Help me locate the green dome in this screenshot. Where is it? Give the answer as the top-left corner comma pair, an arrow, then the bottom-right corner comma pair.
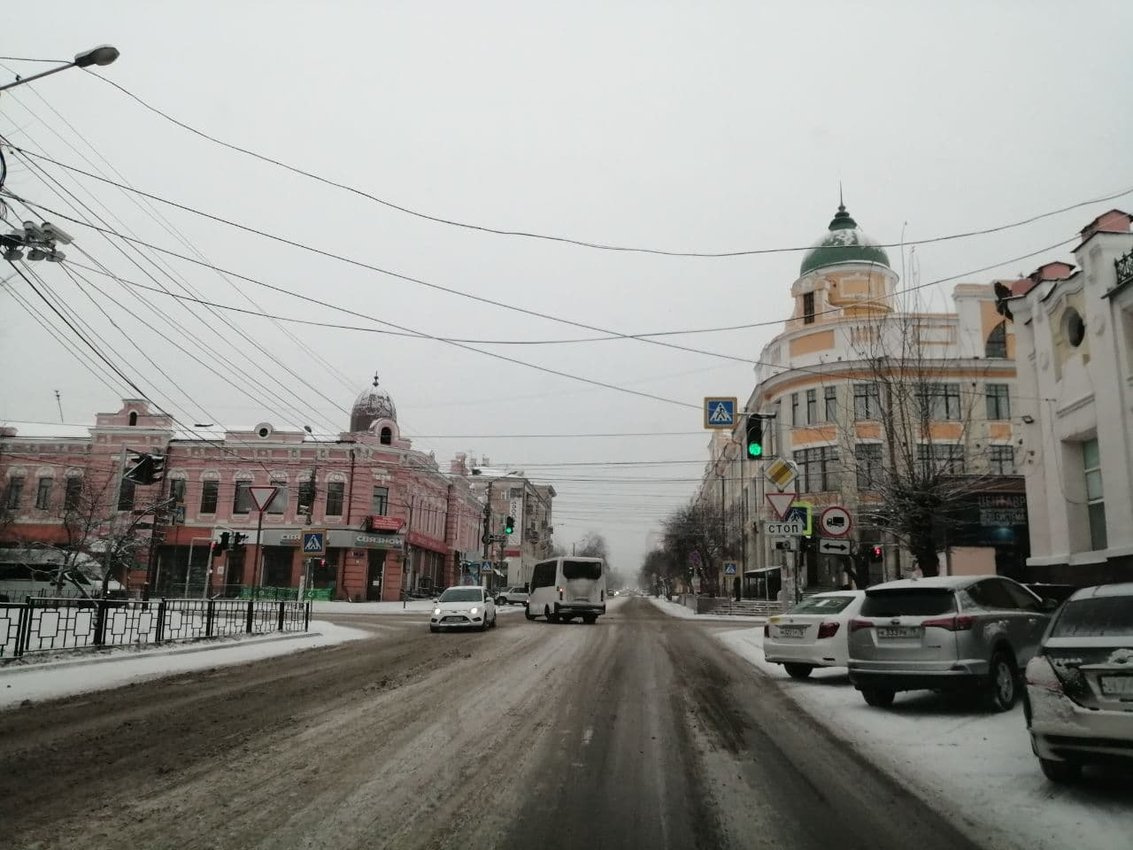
799,205 -> 890,275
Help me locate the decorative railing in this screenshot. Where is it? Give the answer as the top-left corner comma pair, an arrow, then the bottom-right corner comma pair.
1115,249 -> 1133,289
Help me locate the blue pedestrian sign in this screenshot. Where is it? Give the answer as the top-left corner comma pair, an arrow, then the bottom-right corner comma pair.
723,562 -> 738,576
704,397 -> 737,430
302,530 -> 326,556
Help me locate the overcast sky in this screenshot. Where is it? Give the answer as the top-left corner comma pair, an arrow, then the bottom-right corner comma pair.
2,1 -> 1131,576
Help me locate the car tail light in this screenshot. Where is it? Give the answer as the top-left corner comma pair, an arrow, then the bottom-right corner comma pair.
817,621 -> 840,639
849,618 -> 873,632
763,624 -> 770,637
920,615 -> 975,631
558,586 -> 564,601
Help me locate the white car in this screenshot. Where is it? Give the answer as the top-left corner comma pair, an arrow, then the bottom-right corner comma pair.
1023,582 -> 1133,783
429,586 -> 497,633
495,585 -> 529,606
764,590 -> 866,679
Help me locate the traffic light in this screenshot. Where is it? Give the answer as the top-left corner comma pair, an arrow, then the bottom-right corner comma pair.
745,416 -> 765,458
213,531 -> 230,556
869,545 -> 883,563
123,452 -> 167,485
504,516 -> 515,535
232,532 -> 248,551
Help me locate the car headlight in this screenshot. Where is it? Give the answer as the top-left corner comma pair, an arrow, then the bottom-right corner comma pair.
470,606 -> 479,615
433,607 -> 441,617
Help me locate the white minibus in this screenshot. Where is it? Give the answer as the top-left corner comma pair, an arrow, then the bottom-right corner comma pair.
524,556 -> 606,624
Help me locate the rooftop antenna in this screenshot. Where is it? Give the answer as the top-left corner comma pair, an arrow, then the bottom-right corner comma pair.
54,389 -> 64,423
839,181 -> 844,209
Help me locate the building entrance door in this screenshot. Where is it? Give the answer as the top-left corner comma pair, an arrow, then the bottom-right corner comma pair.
367,550 -> 386,601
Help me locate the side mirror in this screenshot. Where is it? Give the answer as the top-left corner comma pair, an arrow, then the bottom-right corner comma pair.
431,598 -> 439,604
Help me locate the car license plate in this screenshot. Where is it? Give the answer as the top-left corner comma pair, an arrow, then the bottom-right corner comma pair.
778,625 -> 806,639
1099,675 -> 1133,697
442,616 -> 465,623
877,626 -> 918,639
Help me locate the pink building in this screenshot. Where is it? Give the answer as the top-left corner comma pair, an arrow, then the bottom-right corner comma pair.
1,378 -> 486,601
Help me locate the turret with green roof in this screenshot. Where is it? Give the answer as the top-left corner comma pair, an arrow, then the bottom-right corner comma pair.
799,203 -> 890,276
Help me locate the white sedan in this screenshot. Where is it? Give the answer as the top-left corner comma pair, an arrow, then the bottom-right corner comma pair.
429,586 -> 497,633
763,590 -> 866,679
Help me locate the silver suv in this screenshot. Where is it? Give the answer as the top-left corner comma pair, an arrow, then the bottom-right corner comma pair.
848,575 -> 1054,711
495,585 -> 529,606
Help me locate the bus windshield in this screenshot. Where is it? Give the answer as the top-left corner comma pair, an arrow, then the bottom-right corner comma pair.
563,560 -> 602,581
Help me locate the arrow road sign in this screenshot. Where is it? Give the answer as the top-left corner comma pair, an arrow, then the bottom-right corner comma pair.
704,397 -> 737,429
248,485 -> 278,512
818,539 -> 852,555
766,492 -> 797,520
302,530 -> 326,556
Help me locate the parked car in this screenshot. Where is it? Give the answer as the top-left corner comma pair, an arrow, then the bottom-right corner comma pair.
764,590 -> 866,679
429,586 -> 497,633
848,575 -> 1054,710
495,585 -> 529,606
1023,582 -> 1133,783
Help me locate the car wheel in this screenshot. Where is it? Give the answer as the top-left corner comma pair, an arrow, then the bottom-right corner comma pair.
480,619 -> 489,631
582,614 -> 597,625
545,606 -> 559,623
490,614 -> 497,629
784,663 -> 813,680
1039,757 -> 1081,783
861,687 -> 896,708
524,606 -> 535,621
429,625 -> 439,633
986,651 -> 1018,712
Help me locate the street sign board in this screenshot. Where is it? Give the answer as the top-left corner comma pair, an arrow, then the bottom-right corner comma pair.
784,502 -> 813,536
818,538 -> 853,556
723,562 -> 737,576
764,518 -> 807,537
764,457 -> 798,490
818,506 -> 852,538
248,485 -> 278,512
302,530 -> 326,556
766,492 -> 797,520
489,533 -> 507,543
703,397 -> 737,429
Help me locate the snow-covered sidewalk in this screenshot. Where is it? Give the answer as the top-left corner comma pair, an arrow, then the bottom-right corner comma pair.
647,594 -> 768,624
0,620 -> 368,710
714,625 -> 1133,850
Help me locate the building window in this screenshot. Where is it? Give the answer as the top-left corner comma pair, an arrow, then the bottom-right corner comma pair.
985,384 -> 1010,421
267,478 -> 287,514
326,481 -> 345,517
985,321 -> 1008,358
1083,439 -> 1107,551
918,443 -> 965,476
791,393 -> 799,426
5,475 -> 25,510
298,477 -> 316,516
380,427 -> 393,445
170,479 -> 186,504
117,476 -> 136,512
793,446 -> 839,492
233,481 -> 252,515
824,386 -> 838,422
915,382 -> 962,421
1064,308 -> 1086,348
805,389 -> 817,425
802,291 -> 815,324
200,480 -> 219,514
372,486 -> 389,516
855,444 -> 884,490
853,383 -> 881,420
35,477 -> 53,510
987,445 -> 1015,475
64,476 -> 83,511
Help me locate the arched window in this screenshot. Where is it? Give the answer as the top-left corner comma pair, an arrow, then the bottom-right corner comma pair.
128,411 -> 138,426
985,321 -> 1007,358
380,426 -> 393,446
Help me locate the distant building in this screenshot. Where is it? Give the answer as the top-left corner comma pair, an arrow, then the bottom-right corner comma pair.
467,461 -> 555,587
1011,210 -> 1133,584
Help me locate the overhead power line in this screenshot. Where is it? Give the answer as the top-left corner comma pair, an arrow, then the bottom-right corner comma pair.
81,74 -> 1133,259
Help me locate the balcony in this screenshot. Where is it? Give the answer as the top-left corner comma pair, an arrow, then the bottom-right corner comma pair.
1116,249 -> 1133,290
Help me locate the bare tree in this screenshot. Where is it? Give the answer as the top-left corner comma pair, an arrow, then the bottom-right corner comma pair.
659,501 -> 739,595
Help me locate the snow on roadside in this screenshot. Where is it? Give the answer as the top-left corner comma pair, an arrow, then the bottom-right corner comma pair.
312,599 -> 528,616
717,626 -> 1133,850
0,620 -> 368,710
647,594 -> 767,624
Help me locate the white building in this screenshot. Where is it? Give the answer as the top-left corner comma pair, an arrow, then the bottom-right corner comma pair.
1011,209 -> 1133,584
466,460 -> 555,587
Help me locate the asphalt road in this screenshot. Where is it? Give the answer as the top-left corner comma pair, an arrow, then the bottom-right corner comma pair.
0,598 -> 986,850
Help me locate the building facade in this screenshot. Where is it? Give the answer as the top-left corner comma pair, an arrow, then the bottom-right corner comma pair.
1011,210 -> 1133,584
0,378 -> 492,601
467,463 -> 555,587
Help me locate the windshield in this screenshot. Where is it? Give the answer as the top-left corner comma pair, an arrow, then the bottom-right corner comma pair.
789,595 -> 856,615
1051,597 -> 1133,638
438,588 -> 482,603
861,589 -> 956,617
563,560 -> 602,581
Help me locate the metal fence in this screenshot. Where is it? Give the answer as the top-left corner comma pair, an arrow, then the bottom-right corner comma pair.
0,597 -> 311,659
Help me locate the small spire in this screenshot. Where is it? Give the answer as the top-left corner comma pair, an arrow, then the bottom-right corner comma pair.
372,371 -> 380,388
838,181 -> 844,212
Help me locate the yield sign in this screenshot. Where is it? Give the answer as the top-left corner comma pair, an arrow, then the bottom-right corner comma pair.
248,485 -> 278,512
766,492 -> 797,520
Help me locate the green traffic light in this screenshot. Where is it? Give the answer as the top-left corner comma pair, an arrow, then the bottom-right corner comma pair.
748,443 -> 763,458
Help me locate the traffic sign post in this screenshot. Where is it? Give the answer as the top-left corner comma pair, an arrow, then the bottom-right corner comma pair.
764,458 -> 798,491
764,518 -> 807,537
766,492 -> 797,520
703,397 -> 737,429
818,506 -> 852,538
818,538 -> 853,556
723,562 -> 737,576
246,486 -> 278,594
302,530 -> 326,557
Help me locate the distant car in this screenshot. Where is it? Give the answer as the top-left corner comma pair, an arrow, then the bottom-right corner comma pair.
848,575 -> 1054,711
495,586 -> 529,606
764,591 -> 866,679
1023,582 -> 1133,783
429,586 -> 497,633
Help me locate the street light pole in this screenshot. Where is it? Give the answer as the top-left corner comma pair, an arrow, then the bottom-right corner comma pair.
0,46 -> 119,93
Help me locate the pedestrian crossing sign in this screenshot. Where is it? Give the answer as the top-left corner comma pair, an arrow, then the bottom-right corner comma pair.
704,397 -> 737,429
302,530 -> 326,556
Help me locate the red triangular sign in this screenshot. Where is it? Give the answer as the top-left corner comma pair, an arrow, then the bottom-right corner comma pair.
766,492 -> 797,520
248,486 -> 278,512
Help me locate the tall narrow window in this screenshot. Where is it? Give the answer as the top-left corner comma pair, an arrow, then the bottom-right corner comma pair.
1083,439 -> 1107,551
986,384 -> 1011,421
325,481 -> 345,517
298,477 -> 316,515
4,476 -> 24,510
824,386 -> 838,422
802,291 -> 815,324
170,478 -> 186,504
233,481 -> 252,515
35,477 -> 53,510
267,478 -> 287,514
985,321 -> 1008,358
380,427 -> 393,445
128,411 -> 138,426
64,476 -> 83,511
117,476 -> 136,512
855,444 -> 884,490
200,480 -> 219,514
372,486 -> 389,515
791,393 -> 799,426
987,445 -> 1015,475
805,389 -> 817,425
853,383 -> 881,420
